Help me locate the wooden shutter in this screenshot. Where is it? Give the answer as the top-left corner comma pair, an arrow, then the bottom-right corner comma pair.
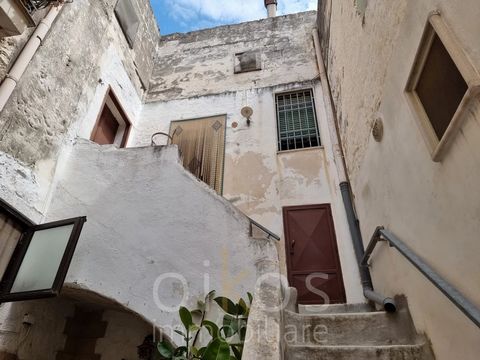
170,116 -> 226,194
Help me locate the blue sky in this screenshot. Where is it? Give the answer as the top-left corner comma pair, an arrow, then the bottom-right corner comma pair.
150,0 -> 317,35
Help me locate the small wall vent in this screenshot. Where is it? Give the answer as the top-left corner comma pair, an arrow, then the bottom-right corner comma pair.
234,51 -> 262,74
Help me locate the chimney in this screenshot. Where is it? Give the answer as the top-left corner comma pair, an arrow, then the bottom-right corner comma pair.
264,0 -> 277,18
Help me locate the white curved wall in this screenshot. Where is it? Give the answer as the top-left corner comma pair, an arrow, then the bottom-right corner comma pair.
45,140 -> 278,341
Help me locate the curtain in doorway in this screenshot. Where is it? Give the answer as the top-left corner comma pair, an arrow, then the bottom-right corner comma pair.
170,116 -> 226,194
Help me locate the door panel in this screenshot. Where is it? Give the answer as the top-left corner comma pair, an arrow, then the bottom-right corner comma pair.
92,106 -> 119,145
283,204 -> 346,304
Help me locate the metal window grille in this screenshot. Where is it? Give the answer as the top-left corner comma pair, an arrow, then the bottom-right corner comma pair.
276,90 -> 321,151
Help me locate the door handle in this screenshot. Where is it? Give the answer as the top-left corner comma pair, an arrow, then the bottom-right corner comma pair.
290,240 -> 296,255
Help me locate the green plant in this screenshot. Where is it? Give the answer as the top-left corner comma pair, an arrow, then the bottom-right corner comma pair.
157,291 -> 253,360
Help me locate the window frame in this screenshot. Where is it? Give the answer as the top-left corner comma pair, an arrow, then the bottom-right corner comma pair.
90,87 -> 132,148
0,199 -> 86,302
0,198 -> 34,229
275,88 -> 322,152
114,0 -> 140,49
405,12 -> 480,162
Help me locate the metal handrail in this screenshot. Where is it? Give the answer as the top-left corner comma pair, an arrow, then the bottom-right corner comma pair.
362,226 -> 480,328
151,132 -> 173,146
248,217 -> 280,241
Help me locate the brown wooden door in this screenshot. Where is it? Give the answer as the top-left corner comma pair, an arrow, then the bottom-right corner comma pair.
91,106 -> 119,145
283,204 -> 346,304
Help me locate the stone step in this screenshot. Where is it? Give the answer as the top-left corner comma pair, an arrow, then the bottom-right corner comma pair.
286,343 -> 434,360
284,309 -> 417,346
299,302 -> 374,314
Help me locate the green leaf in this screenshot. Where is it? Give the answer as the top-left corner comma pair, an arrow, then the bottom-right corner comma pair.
247,292 -> 253,304
157,341 -> 174,359
231,345 -> 243,360
191,346 -> 199,356
214,297 -> 238,315
238,298 -> 248,315
174,346 -> 187,356
239,324 -> 247,342
202,320 -> 219,339
197,347 -> 207,357
179,306 -> 193,329
206,290 -> 216,301
189,324 -> 200,332
222,314 -> 238,338
203,338 -> 231,360
174,330 -> 185,337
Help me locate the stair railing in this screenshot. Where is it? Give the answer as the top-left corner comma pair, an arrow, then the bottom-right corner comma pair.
362,226 -> 480,328
248,217 -> 280,241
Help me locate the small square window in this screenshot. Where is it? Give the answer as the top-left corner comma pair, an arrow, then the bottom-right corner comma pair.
91,89 -> 132,148
234,52 -> 261,73
114,0 -> 140,48
276,89 -> 321,151
405,13 -> 480,161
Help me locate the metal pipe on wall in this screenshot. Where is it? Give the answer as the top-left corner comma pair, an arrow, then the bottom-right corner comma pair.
0,4 -> 63,113
264,0 -> 277,18
312,29 -> 396,312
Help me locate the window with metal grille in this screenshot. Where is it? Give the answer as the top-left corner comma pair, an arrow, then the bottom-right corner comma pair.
276,90 -> 321,151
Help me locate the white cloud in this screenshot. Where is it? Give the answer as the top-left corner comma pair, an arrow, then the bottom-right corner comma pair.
163,0 -> 317,30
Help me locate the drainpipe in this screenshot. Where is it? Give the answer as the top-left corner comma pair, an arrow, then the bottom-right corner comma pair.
0,4 -> 63,113
312,29 -> 396,312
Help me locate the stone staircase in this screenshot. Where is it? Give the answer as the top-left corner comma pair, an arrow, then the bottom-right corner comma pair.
284,302 -> 434,360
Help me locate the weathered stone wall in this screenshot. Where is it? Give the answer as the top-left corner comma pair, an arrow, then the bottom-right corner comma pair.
318,0 -> 480,358
0,0 -> 159,219
0,9 -> 48,84
147,11 -> 318,102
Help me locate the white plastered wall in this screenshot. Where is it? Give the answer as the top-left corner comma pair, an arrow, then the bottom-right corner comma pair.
323,0 -> 480,358
131,81 -> 363,304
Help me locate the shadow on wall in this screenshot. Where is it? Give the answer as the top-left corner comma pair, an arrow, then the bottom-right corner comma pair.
0,286 -> 161,360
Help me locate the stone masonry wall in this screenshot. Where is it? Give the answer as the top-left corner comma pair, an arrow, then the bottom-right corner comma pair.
147,11 -> 318,102
0,0 -> 159,219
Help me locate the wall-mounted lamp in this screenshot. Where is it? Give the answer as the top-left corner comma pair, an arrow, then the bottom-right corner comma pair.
241,106 -> 253,126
